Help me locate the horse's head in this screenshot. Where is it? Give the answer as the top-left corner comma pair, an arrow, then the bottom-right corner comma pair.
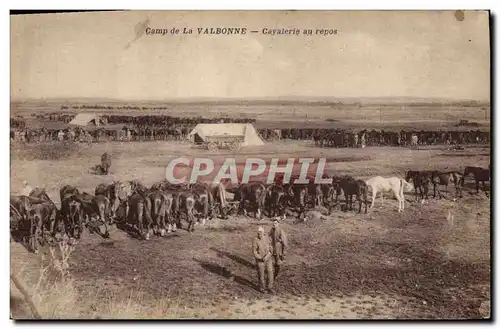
404,170 -> 413,182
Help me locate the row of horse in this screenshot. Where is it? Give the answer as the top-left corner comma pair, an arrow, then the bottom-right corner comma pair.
10,165 -> 490,254
31,113 -> 257,126
10,126 -> 490,149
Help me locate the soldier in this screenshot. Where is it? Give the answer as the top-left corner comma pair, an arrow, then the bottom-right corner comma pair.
269,218 -> 288,279
360,132 -> 366,148
57,130 -> 64,142
252,226 -> 274,293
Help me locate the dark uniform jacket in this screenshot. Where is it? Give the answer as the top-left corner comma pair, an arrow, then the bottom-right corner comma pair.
269,227 -> 288,256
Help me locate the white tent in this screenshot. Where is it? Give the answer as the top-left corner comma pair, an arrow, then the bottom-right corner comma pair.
69,113 -> 106,126
188,123 -> 264,146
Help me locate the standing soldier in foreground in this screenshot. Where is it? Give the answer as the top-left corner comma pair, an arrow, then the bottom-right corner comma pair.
269,218 -> 288,279
252,226 -> 274,293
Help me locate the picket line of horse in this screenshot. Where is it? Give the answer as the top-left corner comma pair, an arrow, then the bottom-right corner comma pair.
10,164 -> 490,254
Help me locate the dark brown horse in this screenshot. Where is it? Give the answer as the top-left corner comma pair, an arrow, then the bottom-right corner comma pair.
463,166 -> 490,196
338,177 -> 368,214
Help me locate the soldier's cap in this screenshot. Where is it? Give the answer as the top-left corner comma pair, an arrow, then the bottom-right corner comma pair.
273,217 -> 280,222
257,226 -> 264,233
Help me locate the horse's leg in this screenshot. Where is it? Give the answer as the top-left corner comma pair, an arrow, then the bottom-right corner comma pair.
202,199 -> 209,224
422,184 -> 427,202
483,181 -> 489,196
394,190 -> 402,212
436,184 -> 443,199
39,219 -> 45,246
31,222 -> 38,254
364,194 -> 368,214
189,210 -> 195,232
456,183 -> 463,198
137,206 -> 145,239
77,213 -> 83,239
357,194 -> 362,213
100,207 -> 109,238
238,199 -> 246,216
371,189 -> 376,208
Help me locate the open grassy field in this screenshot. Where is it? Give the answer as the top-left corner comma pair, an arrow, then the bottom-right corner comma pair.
10,139 -> 491,319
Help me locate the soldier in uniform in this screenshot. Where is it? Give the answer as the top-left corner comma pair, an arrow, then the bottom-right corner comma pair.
269,218 -> 288,279
252,226 -> 274,293
360,132 -> 366,148
57,130 -> 65,142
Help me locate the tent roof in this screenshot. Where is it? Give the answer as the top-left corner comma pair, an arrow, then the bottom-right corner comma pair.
69,113 -> 103,126
188,123 -> 264,146
188,124 -> 246,137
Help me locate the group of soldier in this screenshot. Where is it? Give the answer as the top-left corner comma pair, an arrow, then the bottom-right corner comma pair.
252,219 -> 288,293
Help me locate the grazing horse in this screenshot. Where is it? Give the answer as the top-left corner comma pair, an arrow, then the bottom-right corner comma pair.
160,191 -> 175,233
332,175 -> 345,205
178,191 -> 196,232
100,152 -> 112,175
431,171 -> 464,198
60,194 -> 84,239
307,183 -> 323,208
127,193 -> 152,239
405,170 -> 433,202
60,185 -> 83,237
77,192 -> 113,238
10,196 -> 33,241
286,184 -> 309,220
448,171 -> 465,197
365,176 -> 413,212
166,186 -> 187,230
208,182 -> 229,219
319,182 -> 336,211
95,183 -> 120,218
338,176 -> 368,214
190,183 -> 214,225
463,166 -> 490,195
235,182 -> 267,219
10,195 -> 31,223
267,184 -> 288,219
28,202 -> 57,253
105,180 -> 142,220
29,188 -> 58,234
148,189 -> 166,236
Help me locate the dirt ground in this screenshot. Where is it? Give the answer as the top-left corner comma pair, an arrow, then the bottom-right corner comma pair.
10,140 -> 491,319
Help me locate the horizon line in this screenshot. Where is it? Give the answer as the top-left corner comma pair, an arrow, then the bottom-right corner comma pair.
10,95 -> 491,104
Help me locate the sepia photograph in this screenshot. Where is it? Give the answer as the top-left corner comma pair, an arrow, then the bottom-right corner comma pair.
9,10 -> 491,320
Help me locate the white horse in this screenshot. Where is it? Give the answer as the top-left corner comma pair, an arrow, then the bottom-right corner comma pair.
365,176 -> 414,212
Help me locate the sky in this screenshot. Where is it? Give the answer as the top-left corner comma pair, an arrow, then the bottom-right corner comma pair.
10,10 -> 490,101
